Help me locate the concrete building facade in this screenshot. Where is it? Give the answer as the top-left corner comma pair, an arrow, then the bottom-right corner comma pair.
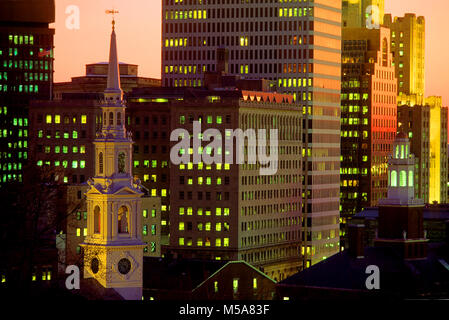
165,90 -> 303,280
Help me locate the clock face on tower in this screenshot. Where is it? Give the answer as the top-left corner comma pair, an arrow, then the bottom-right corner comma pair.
118,258 -> 131,275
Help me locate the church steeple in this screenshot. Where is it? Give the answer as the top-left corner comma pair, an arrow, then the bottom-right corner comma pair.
81,15 -> 145,300
104,19 -> 123,102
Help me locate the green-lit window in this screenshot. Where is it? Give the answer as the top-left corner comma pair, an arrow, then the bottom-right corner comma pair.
216,116 -> 222,124
217,177 -> 222,185
179,115 -> 185,124
400,170 -> 407,187
206,177 -> 212,185
72,161 -> 78,169
80,161 -> 86,169
62,146 -> 68,154
72,131 -> 78,139
72,146 -> 78,153
151,209 -> 156,218
143,225 -> 148,236
207,116 -> 212,124
64,132 -> 69,139
408,170 -> 414,187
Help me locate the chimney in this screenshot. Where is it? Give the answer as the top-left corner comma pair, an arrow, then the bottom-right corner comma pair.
347,224 -> 365,258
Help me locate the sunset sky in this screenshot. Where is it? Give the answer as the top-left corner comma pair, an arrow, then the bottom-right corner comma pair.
51,0 -> 449,106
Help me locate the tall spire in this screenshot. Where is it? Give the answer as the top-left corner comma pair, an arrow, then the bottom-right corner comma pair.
104,10 -> 122,101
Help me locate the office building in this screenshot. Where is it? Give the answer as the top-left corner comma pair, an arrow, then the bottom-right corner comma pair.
397,103 -> 430,202
164,89 -> 303,280
340,27 -> 397,245
162,0 -> 341,267
426,96 -> 448,204
383,14 -> 425,99
0,0 -> 55,185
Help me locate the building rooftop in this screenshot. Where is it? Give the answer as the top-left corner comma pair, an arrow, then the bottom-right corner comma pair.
278,243 -> 449,299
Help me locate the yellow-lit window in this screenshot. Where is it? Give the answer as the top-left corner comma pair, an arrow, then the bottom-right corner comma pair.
83,228 -> 87,236
179,222 -> 185,231
216,223 -> 221,231
46,115 -> 52,124
179,207 -> 185,215
215,238 -> 221,247
55,115 -> 60,124
179,238 -> 185,246
223,238 -> 229,247
76,228 -> 81,237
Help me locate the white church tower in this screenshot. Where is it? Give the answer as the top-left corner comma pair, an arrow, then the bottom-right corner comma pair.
379,132 -> 423,206
81,16 -> 145,300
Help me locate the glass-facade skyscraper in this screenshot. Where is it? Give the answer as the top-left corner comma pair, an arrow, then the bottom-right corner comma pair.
0,0 -> 55,185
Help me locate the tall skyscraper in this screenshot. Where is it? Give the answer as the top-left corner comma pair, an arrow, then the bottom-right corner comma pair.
162,0 -> 341,267
0,0 -> 55,185
342,0 -> 384,28
383,14 -> 425,99
426,96 -> 448,204
81,21 -> 145,300
397,102 -> 430,203
340,27 -> 397,245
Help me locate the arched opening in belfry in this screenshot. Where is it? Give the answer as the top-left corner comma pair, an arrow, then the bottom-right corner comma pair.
99,152 -> 104,174
109,112 -> 114,125
94,206 -> 101,234
118,206 -> 129,234
118,152 -> 126,173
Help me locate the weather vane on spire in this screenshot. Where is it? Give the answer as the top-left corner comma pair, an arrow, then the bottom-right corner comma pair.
106,9 -> 119,30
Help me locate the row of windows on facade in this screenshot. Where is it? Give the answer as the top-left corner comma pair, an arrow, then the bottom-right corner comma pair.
131,115 -> 168,126
6,34 -> 52,46
180,190 -> 230,201
1,60 -> 50,76
164,5 -> 313,21
164,31 -> 314,49
241,216 -> 301,232
37,146 -> 86,157
37,114 -> 88,124
164,46 -> 314,66
2,47 -> 52,61
0,71 -> 48,83
37,129 -> 87,139
0,84 -> 40,93
165,0 -> 311,6
178,237 -> 230,247
178,221 -> 230,232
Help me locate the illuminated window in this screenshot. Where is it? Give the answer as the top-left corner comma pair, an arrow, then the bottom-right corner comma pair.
400,170 -> 407,187
233,278 -> 239,294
